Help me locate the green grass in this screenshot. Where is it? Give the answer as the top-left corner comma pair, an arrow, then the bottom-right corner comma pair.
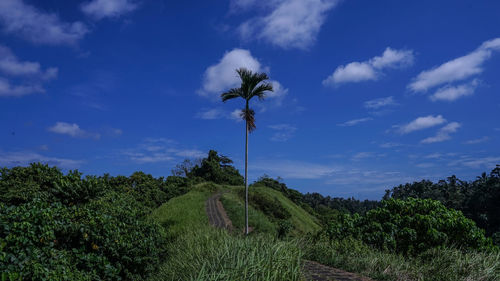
149,189 -> 210,238
223,186 -> 321,236
304,238 -> 500,281
149,185 -> 304,281
149,229 -> 303,281
220,191 -> 277,235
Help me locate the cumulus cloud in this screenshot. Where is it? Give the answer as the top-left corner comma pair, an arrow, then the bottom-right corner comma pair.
421,122 -> 461,144
337,117 -> 373,127
0,0 -> 88,45
398,115 -> 446,134
268,124 -> 297,141
408,38 -> 500,94
199,48 -> 287,103
323,47 -> 414,86
430,79 -> 479,102
237,0 -> 340,50
48,122 -> 100,139
364,96 -> 397,109
81,0 -> 138,20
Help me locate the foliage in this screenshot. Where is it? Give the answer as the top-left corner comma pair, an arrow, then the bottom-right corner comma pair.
189,150 -> 244,186
326,198 -> 496,255
384,165 -> 500,245
0,164 -> 171,280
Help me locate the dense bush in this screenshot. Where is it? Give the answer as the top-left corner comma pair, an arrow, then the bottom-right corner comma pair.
326,198 -> 495,255
384,165 -> 500,240
0,164 -> 170,280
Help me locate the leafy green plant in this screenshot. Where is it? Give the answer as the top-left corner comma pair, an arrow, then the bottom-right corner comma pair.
326,198 -> 496,255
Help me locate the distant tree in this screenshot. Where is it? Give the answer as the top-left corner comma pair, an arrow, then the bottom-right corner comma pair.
221,68 -> 273,235
189,150 -> 244,186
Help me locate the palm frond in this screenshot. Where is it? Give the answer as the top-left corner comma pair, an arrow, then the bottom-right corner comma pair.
251,82 -> 273,100
221,88 -> 242,102
240,108 -> 256,132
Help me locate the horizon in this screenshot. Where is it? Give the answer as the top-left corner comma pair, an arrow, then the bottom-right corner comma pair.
1,0 -> 499,200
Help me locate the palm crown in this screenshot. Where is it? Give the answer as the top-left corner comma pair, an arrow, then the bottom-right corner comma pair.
221,68 -> 273,132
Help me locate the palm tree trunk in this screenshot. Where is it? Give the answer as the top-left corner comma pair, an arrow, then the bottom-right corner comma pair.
245,102 -> 249,236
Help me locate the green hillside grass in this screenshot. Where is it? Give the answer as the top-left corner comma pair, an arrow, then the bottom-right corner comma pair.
148,183 -> 304,281
222,185 -> 321,236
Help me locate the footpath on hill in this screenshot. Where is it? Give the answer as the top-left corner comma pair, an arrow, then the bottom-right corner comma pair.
205,191 -> 375,281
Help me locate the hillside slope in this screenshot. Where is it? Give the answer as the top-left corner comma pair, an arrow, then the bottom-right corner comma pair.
221,185 -> 321,236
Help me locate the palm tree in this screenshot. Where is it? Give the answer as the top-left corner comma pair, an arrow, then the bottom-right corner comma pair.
221,67 -> 273,235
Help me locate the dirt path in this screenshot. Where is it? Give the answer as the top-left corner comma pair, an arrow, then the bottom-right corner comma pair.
205,191 -> 232,231
205,191 -> 375,281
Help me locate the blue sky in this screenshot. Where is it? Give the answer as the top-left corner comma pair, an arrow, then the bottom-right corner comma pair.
1,0 -> 499,199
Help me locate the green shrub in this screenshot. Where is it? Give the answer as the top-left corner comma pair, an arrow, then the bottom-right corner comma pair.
189,150 -> 244,185
326,198 -> 496,254
0,164 -> 170,280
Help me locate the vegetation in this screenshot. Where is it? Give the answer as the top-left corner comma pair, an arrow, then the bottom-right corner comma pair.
2,154 -> 499,281
325,198 -> 495,255
0,164 -> 170,280
221,67 -> 274,235
384,165 -> 500,244
148,184 -> 303,281
304,237 -> 500,281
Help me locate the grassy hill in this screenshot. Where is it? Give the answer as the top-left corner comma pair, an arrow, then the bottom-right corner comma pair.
221,185 -> 321,236
147,182 -> 305,281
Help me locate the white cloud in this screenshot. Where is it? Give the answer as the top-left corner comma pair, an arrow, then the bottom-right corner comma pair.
337,117 -> 373,127
0,151 -> 82,169
238,0 -> 340,50
463,136 -> 490,145
199,49 -> 263,97
399,115 -> 446,134
250,159 -> 339,179
430,79 -> 479,102
0,0 -> 88,45
268,124 -> 297,141
199,48 -> 286,103
122,138 -> 205,163
48,122 -> 100,139
408,37 -> 500,92
379,142 -> 402,148
196,108 -> 225,120
0,45 -> 58,79
0,45 -> 58,98
449,156 -> 500,169
230,109 -> 243,122
81,0 -> 138,20
323,47 -> 414,86
0,78 -> 43,97
421,122 -> 461,144
364,96 -> 397,109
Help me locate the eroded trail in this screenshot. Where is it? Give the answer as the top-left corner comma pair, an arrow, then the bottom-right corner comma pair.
205,191 -> 375,281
